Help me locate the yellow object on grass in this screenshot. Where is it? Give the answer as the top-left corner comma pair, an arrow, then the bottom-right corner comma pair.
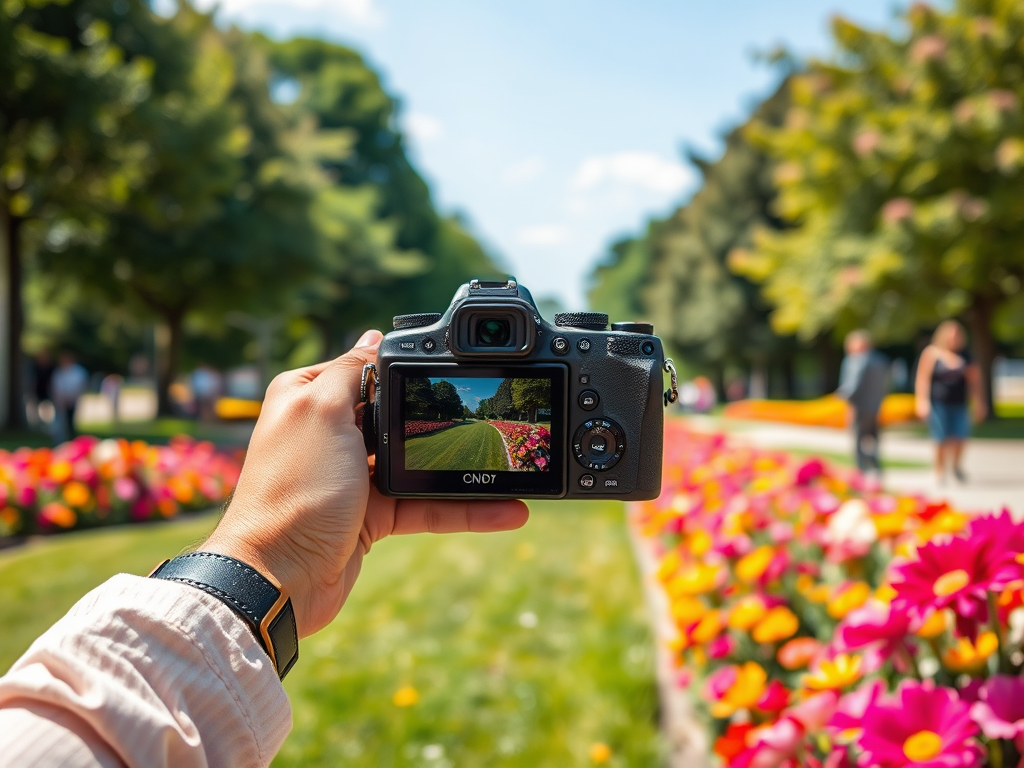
723,393 -> 917,428
215,397 -> 263,420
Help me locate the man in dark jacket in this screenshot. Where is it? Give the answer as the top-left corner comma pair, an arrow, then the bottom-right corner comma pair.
837,330 -> 889,477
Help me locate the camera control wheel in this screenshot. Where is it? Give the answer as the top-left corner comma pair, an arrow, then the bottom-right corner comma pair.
573,419 -> 625,471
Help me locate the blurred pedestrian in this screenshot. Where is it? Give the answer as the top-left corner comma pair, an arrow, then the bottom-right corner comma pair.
836,330 -> 889,479
28,351 -> 55,426
51,351 -> 88,443
191,363 -> 223,422
101,373 -> 125,424
915,320 -> 985,484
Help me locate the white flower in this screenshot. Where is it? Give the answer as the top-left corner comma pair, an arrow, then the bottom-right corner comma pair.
827,499 -> 877,546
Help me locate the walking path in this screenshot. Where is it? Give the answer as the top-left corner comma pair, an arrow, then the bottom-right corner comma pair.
686,416 -> 1024,515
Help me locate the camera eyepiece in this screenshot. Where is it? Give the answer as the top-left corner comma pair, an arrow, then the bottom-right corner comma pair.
476,317 -> 512,347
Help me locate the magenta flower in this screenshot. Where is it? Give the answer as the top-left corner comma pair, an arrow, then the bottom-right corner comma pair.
858,682 -> 981,768
829,679 -> 883,736
748,716 -> 803,768
838,603 -> 912,661
970,676 -> 1024,740
965,510 -> 1024,582
891,534 -> 1007,621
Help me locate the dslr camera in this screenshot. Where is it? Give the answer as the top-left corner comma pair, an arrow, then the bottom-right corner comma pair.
364,279 -> 670,500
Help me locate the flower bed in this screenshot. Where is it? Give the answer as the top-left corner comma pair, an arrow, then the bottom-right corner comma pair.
0,436 -> 242,537
489,421 -> 551,471
723,393 -> 917,428
403,420 -> 456,438
633,421 -> 1024,768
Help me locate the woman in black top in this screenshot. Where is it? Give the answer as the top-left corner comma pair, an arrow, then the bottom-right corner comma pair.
914,320 -> 986,483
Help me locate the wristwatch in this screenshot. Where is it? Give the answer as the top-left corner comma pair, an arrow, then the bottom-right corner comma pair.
150,552 -> 299,679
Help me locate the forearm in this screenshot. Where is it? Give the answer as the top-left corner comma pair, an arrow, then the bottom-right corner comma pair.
0,575 -> 291,768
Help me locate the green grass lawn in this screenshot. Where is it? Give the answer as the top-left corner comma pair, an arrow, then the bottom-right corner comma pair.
0,501 -> 661,767
406,421 -> 511,471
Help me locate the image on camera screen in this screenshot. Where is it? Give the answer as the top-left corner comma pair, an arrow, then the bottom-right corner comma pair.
403,376 -> 552,472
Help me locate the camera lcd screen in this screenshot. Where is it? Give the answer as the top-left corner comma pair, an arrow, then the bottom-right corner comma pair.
404,376 -> 552,472
388,364 -> 566,496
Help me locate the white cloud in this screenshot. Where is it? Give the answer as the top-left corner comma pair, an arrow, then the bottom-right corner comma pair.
516,225 -> 571,247
570,151 -> 692,194
404,112 -> 444,143
501,156 -> 545,184
194,0 -> 383,26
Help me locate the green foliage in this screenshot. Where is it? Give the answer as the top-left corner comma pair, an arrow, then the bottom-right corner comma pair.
511,378 -> 550,423
737,0 -> 1024,407
404,377 -> 437,420
431,379 -> 464,421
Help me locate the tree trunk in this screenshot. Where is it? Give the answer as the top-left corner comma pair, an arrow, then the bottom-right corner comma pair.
157,311 -> 184,417
3,212 -> 27,431
966,295 -> 997,420
778,354 -> 796,399
712,362 -> 726,403
815,336 -> 841,396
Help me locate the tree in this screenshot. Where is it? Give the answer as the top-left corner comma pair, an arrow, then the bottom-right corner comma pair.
38,7 -> 322,414
489,378 -> 514,420
511,378 -> 549,422
431,379 -> 463,421
735,1 -> 1024,414
0,0 -> 153,428
405,377 -> 436,420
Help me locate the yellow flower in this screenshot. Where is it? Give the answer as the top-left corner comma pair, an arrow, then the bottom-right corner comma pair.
62,481 -> 91,508
667,563 -> 721,597
728,595 -> 767,631
392,686 -> 419,707
942,632 -> 998,674
690,609 -> 726,644
872,511 -> 908,538
875,584 -> 898,605
688,529 -> 713,557
736,546 -> 774,583
752,606 -> 799,644
827,582 -> 871,620
806,584 -> 833,604
710,662 -> 768,719
670,597 -> 709,626
916,510 -> 969,541
49,460 -> 73,483
803,654 -> 863,691
915,610 -> 948,639
656,549 -> 683,583
795,574 -> 816,596
589,743 -> 612,764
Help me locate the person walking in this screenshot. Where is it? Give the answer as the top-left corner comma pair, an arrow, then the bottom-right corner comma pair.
836,330 -> 889,480
915,320 -> 985,484
50,351 -> 88,443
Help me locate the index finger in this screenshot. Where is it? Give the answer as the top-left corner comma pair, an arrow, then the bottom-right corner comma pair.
390,498 -> 530,535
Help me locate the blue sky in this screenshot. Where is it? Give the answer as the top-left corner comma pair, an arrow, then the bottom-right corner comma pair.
430,377 -> 502,410
196,0 -> 903,310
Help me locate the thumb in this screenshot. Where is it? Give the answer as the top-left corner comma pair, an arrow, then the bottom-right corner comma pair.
311,329 -> 383,412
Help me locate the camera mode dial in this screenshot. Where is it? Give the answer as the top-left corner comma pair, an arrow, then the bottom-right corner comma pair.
573,419 -> 625,471
393,313 -> 442,330
611,321 -> 654,335
554,312 -> 609,331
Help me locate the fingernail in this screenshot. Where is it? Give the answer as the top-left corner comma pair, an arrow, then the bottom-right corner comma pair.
356,330 -> 380,348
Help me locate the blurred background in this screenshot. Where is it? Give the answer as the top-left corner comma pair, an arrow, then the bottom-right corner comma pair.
2,0 -> 1023,765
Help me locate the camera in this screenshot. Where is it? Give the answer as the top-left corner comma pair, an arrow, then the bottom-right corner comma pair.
364,279 -> 669,500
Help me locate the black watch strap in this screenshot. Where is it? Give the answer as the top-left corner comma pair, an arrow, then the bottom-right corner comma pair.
150,552 -> 299,679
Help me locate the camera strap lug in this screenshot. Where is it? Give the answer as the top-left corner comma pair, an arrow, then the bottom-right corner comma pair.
663,358 -> 679,407
360,363 -> 377,404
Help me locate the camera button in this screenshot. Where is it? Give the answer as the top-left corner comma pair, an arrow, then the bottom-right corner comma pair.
551,337 -> 569,355
578,390 -> 599,411
577,338 -> 592,352
422,338 -> 436,352
578,374 -> 590,385
579,474 -> 595,489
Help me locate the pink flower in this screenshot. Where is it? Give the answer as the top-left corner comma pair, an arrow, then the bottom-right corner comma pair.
891,534 -> 1008,621
708,634 -> 736,660
757,680 -> 790,713
838,603 -> 912,661
969,676 -> 1024,740
795,459 -> 825,486
749,717 -> 803,768
704,665 -> 737,701
829,679 -> 883,735
113,477 -> 138,501
858,682 -> 981,768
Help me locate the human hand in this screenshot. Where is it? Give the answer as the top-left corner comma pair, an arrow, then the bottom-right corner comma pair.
202,330 -> 529,638
915,398 -> 930,421
973,401 -> 988,423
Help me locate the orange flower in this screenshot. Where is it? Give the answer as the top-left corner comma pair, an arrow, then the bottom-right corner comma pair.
671,597 -> 709,627
803,653 -> 862,691
752,606 -> 799,644
667,563 -> 722,597
915,610 -> 947,639
690,609 -> 726,644
588,743 -> 612,764
827,582 -> 871,620
942,632 -> 998,674
62,481 -> 91,508
710,662 -> 768,718
50,460 -> 73,483
777,637 -> 821,670
728,595 -> 767,630
41,502 -> 76,529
